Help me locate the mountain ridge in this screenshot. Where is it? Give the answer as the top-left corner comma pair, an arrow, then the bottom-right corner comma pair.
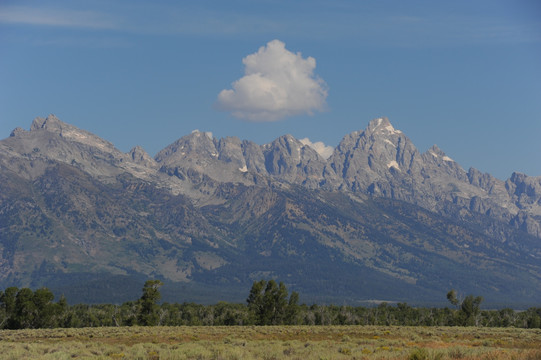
1,114 -> 540,306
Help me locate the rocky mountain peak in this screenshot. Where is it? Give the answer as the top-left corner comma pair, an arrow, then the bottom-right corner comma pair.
10,127 -> 26,137
365,117 -> 402,137
423,145 -> 462,168
262,134 -> 327,184
428,144 -> 445,156
265,134 -> 305,158
420,144 -> 467,181
467,167 -> 501,194
155,130 -> 218,165
129,145 -> 157,168
28,114 -> 116,152
426,145 -> 454,162
507,172 -> 541,203
30,114 -> 63,132
215,136 -> 247,170
355,117 -> 411,157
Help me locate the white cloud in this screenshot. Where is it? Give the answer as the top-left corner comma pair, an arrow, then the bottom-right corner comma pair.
216,40 -> 328,122
299,138 -> 334,160
0,6 -> 116,29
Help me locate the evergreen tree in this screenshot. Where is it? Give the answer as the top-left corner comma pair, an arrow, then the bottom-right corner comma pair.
32,287 -> 56,328
137,280 -> 163,326
246,279 -> 298,325
246,280 -> 266,324
0,287 -> 18,329
286,290 -> 300,324
14,288 -> 36,329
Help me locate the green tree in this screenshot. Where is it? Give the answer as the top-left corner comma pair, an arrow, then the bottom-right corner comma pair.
0,287 -> 18,329
137,280 -> 163,326
32,287 -> 56,328
286,290 -> 300,324
246,280 -> 265,324
460,295 -> 484,326
246,279 -> 298,325
525,308 -> 541,329
446,289 -> 483,326
14,288 -> 37,329
446,289 -> 459,307
262,280 -> 288,324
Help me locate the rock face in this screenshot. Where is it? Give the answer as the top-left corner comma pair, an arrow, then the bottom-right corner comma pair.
1,114 -> 540,305
151,116 -> 540,239
129,145 -> 157,168
152,116 -> 541,239
324,118 -> 532,237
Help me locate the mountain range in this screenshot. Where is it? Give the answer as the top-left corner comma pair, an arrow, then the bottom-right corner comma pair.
1,115 -> 540,306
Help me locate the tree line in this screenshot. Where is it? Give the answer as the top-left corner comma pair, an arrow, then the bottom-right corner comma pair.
1,280 -> 540,330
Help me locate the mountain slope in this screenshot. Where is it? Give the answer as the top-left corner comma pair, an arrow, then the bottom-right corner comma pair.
0,115 -> 539,306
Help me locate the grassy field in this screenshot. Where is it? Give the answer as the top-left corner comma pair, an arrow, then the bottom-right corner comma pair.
1,325 -> 540,359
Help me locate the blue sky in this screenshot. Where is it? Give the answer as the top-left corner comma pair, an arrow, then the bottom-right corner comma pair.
1,0 -> 540,179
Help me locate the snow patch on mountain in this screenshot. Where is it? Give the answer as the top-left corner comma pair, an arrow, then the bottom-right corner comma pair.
192,129 -> 213,140
387,160 -> 400,170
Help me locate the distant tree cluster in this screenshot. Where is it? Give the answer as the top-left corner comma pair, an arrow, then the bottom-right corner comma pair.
1,281 -> 540,330
0,287 -> 67,329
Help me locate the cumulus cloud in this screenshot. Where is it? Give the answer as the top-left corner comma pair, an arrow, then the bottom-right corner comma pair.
216,39 -> 328,122
299,138 -> 334,159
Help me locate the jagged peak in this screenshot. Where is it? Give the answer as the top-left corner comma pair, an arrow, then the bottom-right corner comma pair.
27,114 -> 116,152
129,145 -> 156,166
170,130 -> 217,147
155,129 -> 218,163
468,167 -> 481,176
367,117 -> 390,130
427,145 -> 454,162
191,129 -> 214,140
262,134 -> 326,163
365,117 -> 403,136
467,167 -> 500,188
332,118 -> 406,151
509,172 -> 527,183
263,134 -> 300,148
30,114 -> 63,132
276,134 -> 298,142
428,144 -> 445,156
129,145 -> 149,156
10,127 -> 26,137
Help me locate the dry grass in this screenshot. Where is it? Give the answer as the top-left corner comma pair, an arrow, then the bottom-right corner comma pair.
0,325 -> 540,359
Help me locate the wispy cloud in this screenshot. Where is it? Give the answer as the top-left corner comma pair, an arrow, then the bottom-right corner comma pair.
1,2 -> 538,47
0,6 -> 117,29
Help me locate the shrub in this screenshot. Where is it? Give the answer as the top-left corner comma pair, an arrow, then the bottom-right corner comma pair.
408,348 -> 429,360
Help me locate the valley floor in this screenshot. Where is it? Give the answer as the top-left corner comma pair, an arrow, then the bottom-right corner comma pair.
1,325 -> 540,359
